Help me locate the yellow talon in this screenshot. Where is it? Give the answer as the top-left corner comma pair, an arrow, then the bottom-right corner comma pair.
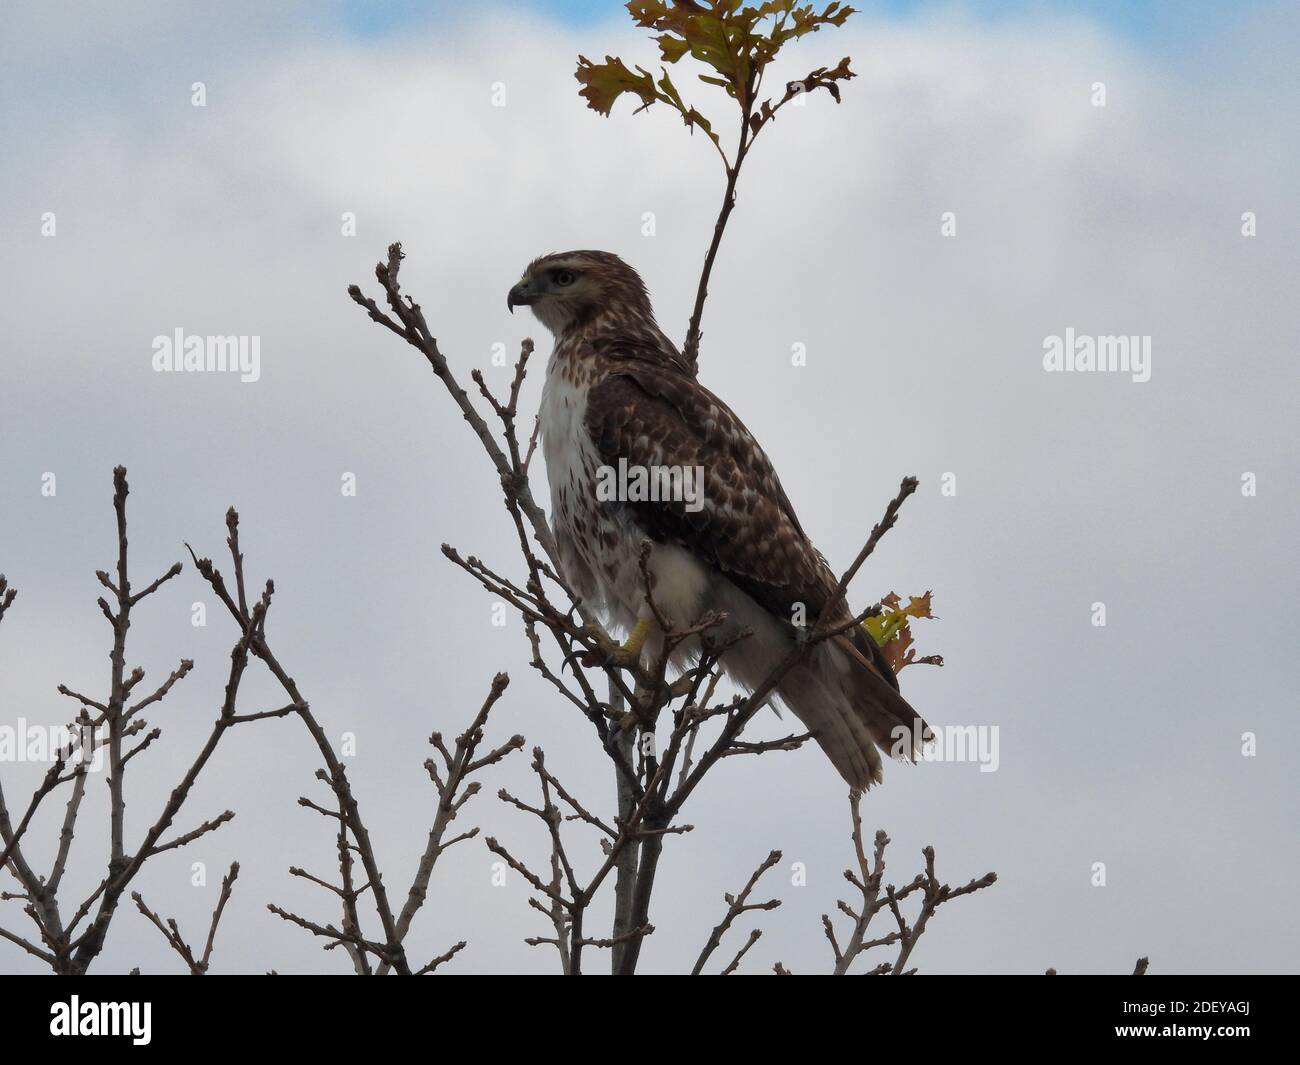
622,616 -> 653,659
583,617 -> 653,669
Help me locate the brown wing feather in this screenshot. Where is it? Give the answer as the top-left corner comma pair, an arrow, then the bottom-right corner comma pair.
584,364 -> 826,616
584,358 -> 926,787
585,362 -> 899,680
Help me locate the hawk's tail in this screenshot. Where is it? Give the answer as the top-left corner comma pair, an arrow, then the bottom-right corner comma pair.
775,627 -> 930,790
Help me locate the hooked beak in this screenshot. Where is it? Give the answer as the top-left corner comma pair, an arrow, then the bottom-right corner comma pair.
507,277 -> 538,313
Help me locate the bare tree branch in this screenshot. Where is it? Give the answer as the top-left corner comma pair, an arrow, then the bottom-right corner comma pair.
692,849 -> 782,975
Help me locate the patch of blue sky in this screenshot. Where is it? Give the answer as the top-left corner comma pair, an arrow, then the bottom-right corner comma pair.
330,0 -> 1231,50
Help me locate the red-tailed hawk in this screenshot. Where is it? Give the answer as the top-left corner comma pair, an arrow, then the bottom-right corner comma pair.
509,251 -> 926,789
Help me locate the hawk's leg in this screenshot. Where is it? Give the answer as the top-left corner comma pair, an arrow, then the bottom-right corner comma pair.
581,616 -> 653,671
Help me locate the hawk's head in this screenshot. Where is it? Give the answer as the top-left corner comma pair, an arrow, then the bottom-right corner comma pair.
507,250 -> 653,337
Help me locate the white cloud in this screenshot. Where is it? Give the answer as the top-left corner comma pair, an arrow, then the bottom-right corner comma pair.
1,3 -> 1296,974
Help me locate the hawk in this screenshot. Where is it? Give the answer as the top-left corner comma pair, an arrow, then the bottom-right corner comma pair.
508,251 -> 927,789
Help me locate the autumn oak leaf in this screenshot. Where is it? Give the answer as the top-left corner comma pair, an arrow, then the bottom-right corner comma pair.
864,591 -> 941,675
575,55 -> 660,116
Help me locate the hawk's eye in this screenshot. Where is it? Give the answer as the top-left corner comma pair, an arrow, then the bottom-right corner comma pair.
552,269 -> 577,287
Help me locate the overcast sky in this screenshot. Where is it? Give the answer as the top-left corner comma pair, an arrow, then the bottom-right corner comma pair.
1,1 -> 1296,975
